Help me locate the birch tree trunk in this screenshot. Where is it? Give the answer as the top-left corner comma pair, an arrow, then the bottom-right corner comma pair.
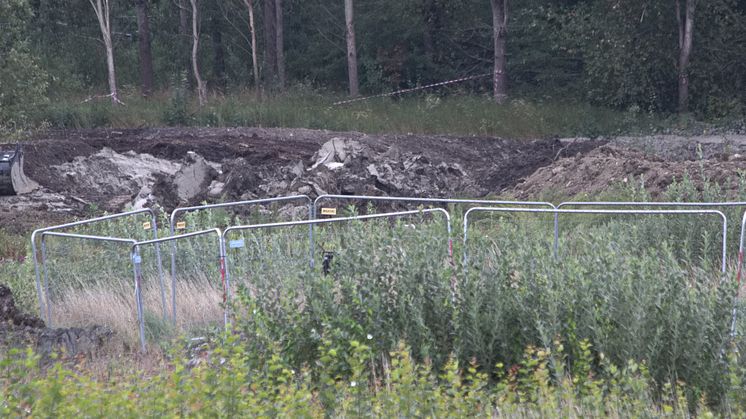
345,0 -> 359,97
490,0 -> 507,104
275,0 -> 286,90
135,0 -> 154,97
190,0 -> 206,106
243,0 -> 260,86
676,0 -> 695,113
89,0 -> 120,104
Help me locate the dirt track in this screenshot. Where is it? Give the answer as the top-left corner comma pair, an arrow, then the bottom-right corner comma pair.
1,128 -> 745,232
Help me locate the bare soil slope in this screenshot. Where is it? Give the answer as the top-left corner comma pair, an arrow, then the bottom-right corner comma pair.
513,145 -> 746,199
1,128 -> 745,231
0,128 -> 597,229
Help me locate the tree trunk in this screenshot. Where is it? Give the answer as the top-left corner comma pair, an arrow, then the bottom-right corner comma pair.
89,0 -> 120,104
179,0 -> 189,40
676,0 -> 695,113
190,0 -> 206,106
422,0 -> 438,62
135,0 -> 154,97
263,0 -> 277,86
178,0 -> 191,84
345,0 -> 359,97
211,13 -> 227,93
490,0 -> 507,104
275,0 -> 286,89
243,0 -> 260,86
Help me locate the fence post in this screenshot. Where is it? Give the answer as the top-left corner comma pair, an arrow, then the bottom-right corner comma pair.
147,210 -> 168,321
219,235 -> 229,327
132,246 -> 147,352
40,237 -> 52,324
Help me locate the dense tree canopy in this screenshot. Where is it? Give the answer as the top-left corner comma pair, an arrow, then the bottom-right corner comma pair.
0,0 -> 48,127
3,0 -> 746,121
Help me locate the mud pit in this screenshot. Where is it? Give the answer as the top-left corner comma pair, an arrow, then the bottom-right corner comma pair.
1,128 -> 745,231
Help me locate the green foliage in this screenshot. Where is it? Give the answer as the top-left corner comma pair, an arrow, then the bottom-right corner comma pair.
563,0 -> 675,111
0,0 -> 741,126
562,0 -> 746,115
462,220 -> 733,406
0,337 -> 736,417
0,229 -> 37,313
162,73 -> 191,126
0,0 -> 48,129
29,90 -> 684,137
3,181 -> 746,413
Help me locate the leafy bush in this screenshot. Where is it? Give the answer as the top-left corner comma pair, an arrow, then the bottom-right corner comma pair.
162,79 -> 190,126
2,336 -> 738,417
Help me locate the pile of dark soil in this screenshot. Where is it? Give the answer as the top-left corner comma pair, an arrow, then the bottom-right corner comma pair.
2,128 -> 745,232
0,128 -> 600,229
1,284 -> 115,360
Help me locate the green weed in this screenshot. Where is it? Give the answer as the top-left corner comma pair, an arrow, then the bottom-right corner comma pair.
29,89 -> 683,139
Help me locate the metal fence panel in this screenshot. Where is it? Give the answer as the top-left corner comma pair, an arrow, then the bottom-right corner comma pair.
314,194 -> 555,217
39,232 -> 141,348
222,209 -> 453,302
464,208 -> 731,336
31,209 -> 164,324
169,196 -> 315,292
134,229 -> 227,345
558,201 -> 746,256
464,207 -> 727,273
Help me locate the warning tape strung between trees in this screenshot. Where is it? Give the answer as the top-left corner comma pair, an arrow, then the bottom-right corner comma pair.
331,73 -> 492,106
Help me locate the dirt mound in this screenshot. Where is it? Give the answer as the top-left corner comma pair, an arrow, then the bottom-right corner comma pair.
49,147 -> 181,211
513,145 -> 746,199
1,284 -> 44,328
1,128 -> 598,222
1,284 -> 116,360
4,127 -> 745,231
170,135 -> 594,206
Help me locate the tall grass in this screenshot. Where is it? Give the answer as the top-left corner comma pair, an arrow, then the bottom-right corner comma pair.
32,89 -> 677,138
51,278 -> 224,345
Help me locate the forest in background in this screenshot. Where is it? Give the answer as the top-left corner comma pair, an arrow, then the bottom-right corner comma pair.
2,0 -> 746,131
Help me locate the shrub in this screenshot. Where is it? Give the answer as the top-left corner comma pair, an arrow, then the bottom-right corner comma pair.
1,337 -> 734,417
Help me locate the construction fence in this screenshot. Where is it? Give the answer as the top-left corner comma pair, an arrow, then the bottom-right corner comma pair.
29,195 -> 746,351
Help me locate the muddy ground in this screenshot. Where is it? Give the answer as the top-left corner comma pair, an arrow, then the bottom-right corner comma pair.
1,128 -> 745,233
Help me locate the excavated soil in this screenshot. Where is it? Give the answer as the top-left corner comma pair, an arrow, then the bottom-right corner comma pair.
0,128 -> 745,232
0,127 -> 600,230
513,145 -> 746,200
1,284 -> 116,361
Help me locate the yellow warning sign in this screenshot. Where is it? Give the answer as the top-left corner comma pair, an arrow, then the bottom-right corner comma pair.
142,222 -> 152,230
320,207 -> 337,216
176,221 -> 187,230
